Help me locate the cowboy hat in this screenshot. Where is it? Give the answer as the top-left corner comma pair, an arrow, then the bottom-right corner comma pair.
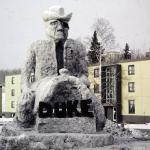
42,6 -> 72,22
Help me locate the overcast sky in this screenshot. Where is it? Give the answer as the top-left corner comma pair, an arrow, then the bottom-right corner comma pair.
0,0 -> 150,69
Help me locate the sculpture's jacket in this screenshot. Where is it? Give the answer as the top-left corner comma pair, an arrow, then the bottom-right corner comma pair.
22,38 -> 88,87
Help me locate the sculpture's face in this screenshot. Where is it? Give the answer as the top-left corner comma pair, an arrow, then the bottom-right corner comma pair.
45,19 -> 69,43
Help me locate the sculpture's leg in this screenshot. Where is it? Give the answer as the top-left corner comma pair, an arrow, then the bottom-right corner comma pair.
15,92 -> 35,128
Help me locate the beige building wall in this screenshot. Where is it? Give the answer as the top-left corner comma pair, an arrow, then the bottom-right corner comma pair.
120,60 -> 150,121
5,75 -> 21,117
88,64 -> 101,99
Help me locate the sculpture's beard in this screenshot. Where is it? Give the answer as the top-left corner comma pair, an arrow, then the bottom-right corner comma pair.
46,28 -> 68,43
55,31 -> 67,43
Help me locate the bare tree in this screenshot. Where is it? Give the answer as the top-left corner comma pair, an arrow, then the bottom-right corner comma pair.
92,18 -> 116,50
131,49 -> 145,60
82,36 -> 92,50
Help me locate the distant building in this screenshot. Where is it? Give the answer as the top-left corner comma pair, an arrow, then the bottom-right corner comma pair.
103,51 -> 122,63
5,75 -> 21,117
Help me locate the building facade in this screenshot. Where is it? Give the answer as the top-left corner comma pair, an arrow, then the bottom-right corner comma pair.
5,75 -> 21,117
88,64 -> 101,99
120,59 -> 150,123
101,64 -> 121,122
89,59 -> 150,124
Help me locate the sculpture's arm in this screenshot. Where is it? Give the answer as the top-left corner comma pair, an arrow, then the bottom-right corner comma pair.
21,43 -> 36,90
16,44 -> 36,123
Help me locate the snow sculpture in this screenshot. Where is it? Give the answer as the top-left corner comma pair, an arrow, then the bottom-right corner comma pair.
14,6 -> 105,131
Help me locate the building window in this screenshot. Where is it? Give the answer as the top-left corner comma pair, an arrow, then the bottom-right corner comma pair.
128,82 -> 135,92
94,84 -> 99,93
11,89 -> 15,96
128,100 -> 135,114
128,65 -> 135,75
94,68 -> 99,77
11,77 -> 15,84
105,67 -> 116,103
11,101 -> 15,108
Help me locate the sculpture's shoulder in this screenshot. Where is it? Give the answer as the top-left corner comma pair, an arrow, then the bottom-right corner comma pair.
65,39 -> 87,57
65,39 -> 85,50
29,39 -> 55,52
31,39 -> 54,45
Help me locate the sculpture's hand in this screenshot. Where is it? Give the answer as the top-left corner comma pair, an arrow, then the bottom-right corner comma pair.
59,68 -> 70,75
21,87 -> 35,102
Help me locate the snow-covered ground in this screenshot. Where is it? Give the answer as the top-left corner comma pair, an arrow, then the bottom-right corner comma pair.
125,123 -> 150,130
0,118 -> 13,131
0,118 -> 13,123
0,118 -> 150,131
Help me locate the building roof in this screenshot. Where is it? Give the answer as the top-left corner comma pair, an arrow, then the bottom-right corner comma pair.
118,58 -> 150,63
103,57 -> 150,65
88,58 -> 150,67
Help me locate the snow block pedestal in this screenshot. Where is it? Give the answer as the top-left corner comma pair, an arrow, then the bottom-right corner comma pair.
36,117 -> 96,134
0,121 -> 114,149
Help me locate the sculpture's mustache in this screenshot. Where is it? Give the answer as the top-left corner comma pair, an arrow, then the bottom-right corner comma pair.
56,29 -> 64,33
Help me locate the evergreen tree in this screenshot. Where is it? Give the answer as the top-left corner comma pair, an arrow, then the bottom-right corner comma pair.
88,31 -> 104,64
123,43 -> 131,59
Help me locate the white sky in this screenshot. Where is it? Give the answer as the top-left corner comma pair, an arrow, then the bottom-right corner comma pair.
0,0 -> 150,69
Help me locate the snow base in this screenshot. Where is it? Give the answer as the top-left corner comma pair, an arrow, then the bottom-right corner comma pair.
0,132 -> 114,149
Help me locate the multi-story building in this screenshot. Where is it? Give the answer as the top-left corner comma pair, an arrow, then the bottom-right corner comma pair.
5,75 -> 21,117
102,59 -> 150,123
89,59 -> 150,124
